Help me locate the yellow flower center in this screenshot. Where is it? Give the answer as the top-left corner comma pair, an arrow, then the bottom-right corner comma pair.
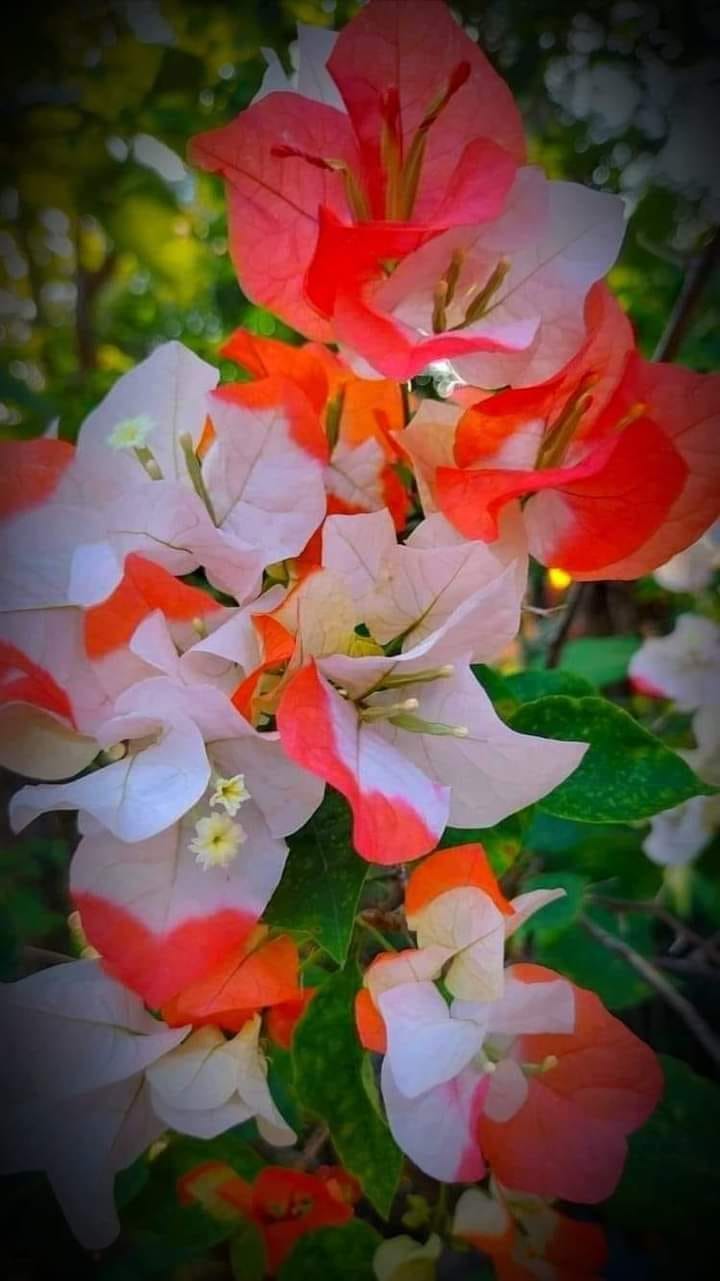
107,414 -> 154,450
190,813 -> 246,870
210,773 -> 251,817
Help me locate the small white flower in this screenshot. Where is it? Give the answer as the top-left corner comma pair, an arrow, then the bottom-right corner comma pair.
209,773 -> 251,817
107,414 -> 154,450
189,813 -> 246,870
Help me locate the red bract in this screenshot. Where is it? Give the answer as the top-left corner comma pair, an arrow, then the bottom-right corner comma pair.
405,285 -> 720,577
84,553 -> 222,659
0,437 -> 74,518
220,328 -> 410,530
178,1162 -> 358,1274
190,0 -> 522,340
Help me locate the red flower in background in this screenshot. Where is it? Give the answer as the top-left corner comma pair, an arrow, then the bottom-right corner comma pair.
404,285 -> 720,577
179,1161 -> 360,1273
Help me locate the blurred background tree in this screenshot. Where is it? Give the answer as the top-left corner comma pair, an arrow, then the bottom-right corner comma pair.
1,0 -> 718,445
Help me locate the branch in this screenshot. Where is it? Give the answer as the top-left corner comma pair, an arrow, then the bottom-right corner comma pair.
581,914 -> 720,1068
652,229 -> 720,362
545,581 -> 587,668
590,895 -> 720,963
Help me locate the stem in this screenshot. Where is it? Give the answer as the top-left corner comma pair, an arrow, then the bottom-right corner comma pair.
652,229 -> 720,362
545,581 -> 586,668
590,894 -> 720,962
356,915 -> 396,953
581,914 -> 720,1068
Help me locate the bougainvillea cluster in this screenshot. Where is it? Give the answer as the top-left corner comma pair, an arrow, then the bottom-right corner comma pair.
1,2 -> 719,1277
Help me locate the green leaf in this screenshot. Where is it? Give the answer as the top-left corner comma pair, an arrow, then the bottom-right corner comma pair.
267,1045 -> 302,1133
515,872 -> 588,939
278,1221 -> 382,1281
505,668 -> 596,702
510,696 -> 713,823
292,967 -> 402,1218
266,791 -> 367,965
524,813 -> 662,899
229,1217 -> 267,1281
559,634 -> 640,686
609,1055 -> 720,1241
534,907 -> 653,1008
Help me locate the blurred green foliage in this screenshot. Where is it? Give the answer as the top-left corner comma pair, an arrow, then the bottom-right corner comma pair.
0,0 -> 718,444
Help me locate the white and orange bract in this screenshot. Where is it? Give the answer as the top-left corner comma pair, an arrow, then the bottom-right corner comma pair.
271,510 -> 586,862
0,343 -> 330,614
0,960 -> 188,1249
0,961 -> 294,1249
360,958 -> 661,1200
7,611 -> 323,1006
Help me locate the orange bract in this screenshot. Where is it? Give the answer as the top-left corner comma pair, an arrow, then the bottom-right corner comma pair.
406,843 -> 514,921
84,553 -> 219,659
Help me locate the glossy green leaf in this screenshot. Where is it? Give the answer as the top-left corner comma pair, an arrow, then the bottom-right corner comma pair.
524,813 -> 662,899
229,1217 -> 267,1281
559,635 -> 640,686
278,1221 -> 382,1281
292,967 -> 402,1218
506,668 -> 597,701
266,791 -> 367,964
510,696 -> 713,822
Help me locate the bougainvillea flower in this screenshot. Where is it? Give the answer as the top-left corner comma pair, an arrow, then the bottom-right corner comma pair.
271,512 -> 584,862
9,674 -> 250,842
162,928 -> 301,1030
0,959 -> 188,1248
244,1166 -> 356,1273
191,0 -> 524,341
221,327 -> 409,529
404,844 -> 566,1000
316,168 -> 624,384
373,1234 -> 442,1281
453,1181 -> 607,1281
371,962 -> 661,1197
643,705 -> 720,867
146,1015 -> 295,1144
404,285 -> 720,577
179,1160 -> 359,1274
10,628 -> 322,843
68,799 -> 289,1007
0,342 -> 330,612
653,523 -> 720,593
629,614 -> 720,709
84,552 -> 226,698
0,606 -> 108,779
356,845 -> 566,1031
